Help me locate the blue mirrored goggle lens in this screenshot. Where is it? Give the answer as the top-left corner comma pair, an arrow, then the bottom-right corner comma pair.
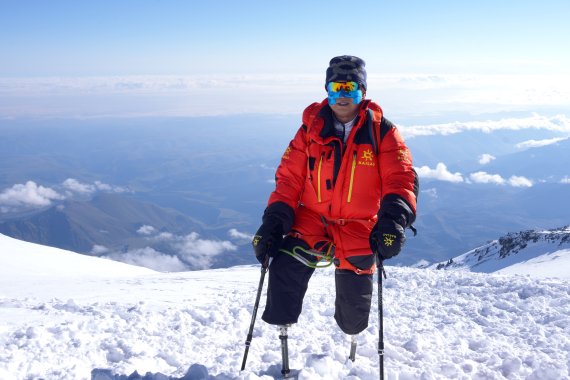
327,88 -> 363,105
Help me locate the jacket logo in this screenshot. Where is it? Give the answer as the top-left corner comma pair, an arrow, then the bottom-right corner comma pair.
282,146 -> 292,160
358,149 -> 376,167
383,233 -> 396,246
397,148 -> 409,163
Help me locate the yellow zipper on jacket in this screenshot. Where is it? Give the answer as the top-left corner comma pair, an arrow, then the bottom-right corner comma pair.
347,151 -> 357,203
317,153 -> 324,202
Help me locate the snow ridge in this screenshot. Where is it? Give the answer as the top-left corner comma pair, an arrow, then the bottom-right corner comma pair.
431,225 -> 570,275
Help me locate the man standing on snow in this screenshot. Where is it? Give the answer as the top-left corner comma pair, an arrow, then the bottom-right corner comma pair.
252,55 -> 418,337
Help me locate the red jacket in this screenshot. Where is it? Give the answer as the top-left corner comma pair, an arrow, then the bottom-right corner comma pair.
267,99 -> 417,264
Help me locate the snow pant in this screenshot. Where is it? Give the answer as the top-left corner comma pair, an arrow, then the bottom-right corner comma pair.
261,236 -> 374,335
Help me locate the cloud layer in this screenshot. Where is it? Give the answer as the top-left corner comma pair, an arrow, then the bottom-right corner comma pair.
468,172 -> 532,187
401,114 -> 570,139
415,163 -> 464,183
515,137 -> 568,149
0,181 -> 64,212
103,247 -> 188,272
415,163 -> 533,188
97,226 -> 239,272
1,74 -> 569,118
63,178 -> 128,195
0,179 -> 129,213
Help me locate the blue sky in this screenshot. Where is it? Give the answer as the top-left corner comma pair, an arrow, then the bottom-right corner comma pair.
1,1 -> 569,118
2,0 -> 569,76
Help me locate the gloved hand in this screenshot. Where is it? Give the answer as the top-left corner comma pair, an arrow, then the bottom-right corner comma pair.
252,216 -> 284,266
369,217 -> 405,261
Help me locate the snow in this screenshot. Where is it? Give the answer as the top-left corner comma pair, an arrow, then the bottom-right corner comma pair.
496,249 -> 570,279
430,227 -> 570,277
445,242 -> 570,276
0,233 -> 155,278
1,234 -> 570,379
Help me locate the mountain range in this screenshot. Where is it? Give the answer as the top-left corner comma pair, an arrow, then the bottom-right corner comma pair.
429,225 -> 570,278
0,193 -> 205,253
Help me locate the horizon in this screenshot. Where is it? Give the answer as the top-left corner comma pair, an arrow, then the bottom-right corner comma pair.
1,1 -> 570,119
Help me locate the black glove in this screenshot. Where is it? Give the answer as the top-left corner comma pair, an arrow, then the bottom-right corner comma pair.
369,217 -> 405,261
252,216 -> 284,266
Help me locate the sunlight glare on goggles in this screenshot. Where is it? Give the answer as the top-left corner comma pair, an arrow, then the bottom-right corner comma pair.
327,81 -> 358,93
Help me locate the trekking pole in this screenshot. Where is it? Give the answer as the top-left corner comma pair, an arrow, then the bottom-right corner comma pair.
240,257 -> 269,371
378,260 -> 387,380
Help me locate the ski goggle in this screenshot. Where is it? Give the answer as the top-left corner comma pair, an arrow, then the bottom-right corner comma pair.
327,81 -> 363,105
328,81 -> 358,93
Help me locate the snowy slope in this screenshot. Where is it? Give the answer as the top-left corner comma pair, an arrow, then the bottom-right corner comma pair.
1,236 -> 569,379
430,226 -> 570,278
496,249 -> 570,278
0,233 -> 156,278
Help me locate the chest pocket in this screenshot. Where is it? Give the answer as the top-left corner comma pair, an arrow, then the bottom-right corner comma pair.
307,143 -> 334,203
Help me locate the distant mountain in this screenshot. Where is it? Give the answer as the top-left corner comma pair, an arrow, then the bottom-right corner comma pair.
0,192 -> 256,270
406,128 -> 568,170
406,180 -> 570,266
430,226 -> 570,277
0,193 -> 206,254
478,137 -> 570,181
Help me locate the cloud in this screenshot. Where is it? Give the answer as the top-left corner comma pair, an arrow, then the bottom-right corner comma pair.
104,247 -> 187,272
0,179 -> 130,213
229,228 -> 253,242
470,171 -> 505,185
415,163 -> 464,183
172,232 -> 237,270
147,231 -> 237,270
515,137 -> 568,149
91,245 -> 110,255
94,229 -> 237,271
62,178 -> 95,194
469,172 -> 533,187
63,178 -> 128,194
478,154 -> 496,165
421,188 -> 438,198
137,225 -> 156,235
0,181 -> 64,212
508,176 -> 533,187
562,176 -> 570,184
154,232 -> 175,241
401,114 -> 570,139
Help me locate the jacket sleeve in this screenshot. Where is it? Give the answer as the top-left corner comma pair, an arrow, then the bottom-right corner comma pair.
265,125 -> 308,232
378,118 -> 418,228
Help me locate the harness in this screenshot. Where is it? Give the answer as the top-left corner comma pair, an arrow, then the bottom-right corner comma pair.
285,229 -> 376,275
278,241 -> 335,269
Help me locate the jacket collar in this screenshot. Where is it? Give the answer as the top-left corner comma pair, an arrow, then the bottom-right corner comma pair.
310,99 -> 374,143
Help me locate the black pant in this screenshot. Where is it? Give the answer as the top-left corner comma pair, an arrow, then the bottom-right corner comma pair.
261,236 -> 373,335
